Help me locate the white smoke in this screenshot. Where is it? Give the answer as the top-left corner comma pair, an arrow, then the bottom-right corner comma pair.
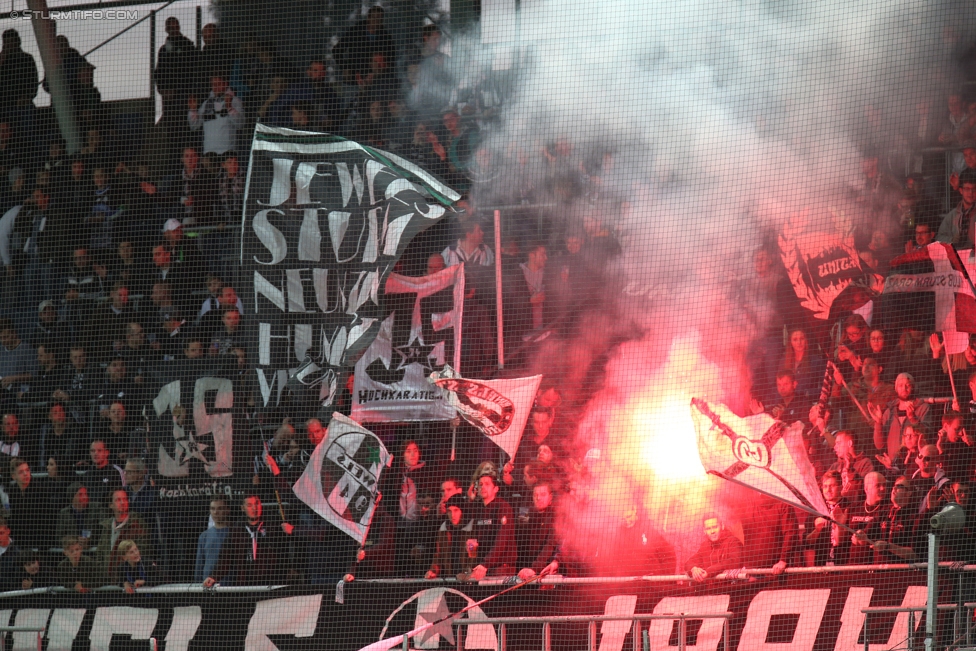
425,0 -> 975,565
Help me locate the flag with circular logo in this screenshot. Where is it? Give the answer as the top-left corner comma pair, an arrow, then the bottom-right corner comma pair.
293,412 -> 392,543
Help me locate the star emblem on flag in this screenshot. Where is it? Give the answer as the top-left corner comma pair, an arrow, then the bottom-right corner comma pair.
416,594 -> 456,646
394,342 -> 437,372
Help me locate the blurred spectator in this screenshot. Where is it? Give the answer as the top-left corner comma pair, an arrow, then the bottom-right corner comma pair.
442,219 -> 494,267
194,498 -> 230,582
849,472 -> 889,564
684,515 -> 743,581
333,7 -> 396,84
57,536 -> 104,591
113,540 -> 157,593
7,457 -> 46,549
870,476 -> 921,562
0,518 -> 18,579
778,329 -> 826,402
154,18 -> 200,126
516,483 -> 561,580
804,471 -> 850,566
256,74 -> 292,127
56,483 -> 102,549
83,440 -> 123,506
387,439 -> 435,576
39,404 -> 79,469
200,24 -> 235,91
0,30 -> 38,123
829,430 -> 875,499
870,372 -> 931,459
189,74 -> 245,156
936,168 -> 976,246
96,488 -> 152,577
504,242 -> 549,348
939,92 -> 971,146
911,444 -> 950,514
740,494 -> 797,574
283,60 -> 340,131
937,411 -> 974,481
467,469 -> 516,579
0,414 -> 21,473
8,549 -> 53,591
425,494 -> 474,579
202,494 -> 291,586
0,319 -> 35,395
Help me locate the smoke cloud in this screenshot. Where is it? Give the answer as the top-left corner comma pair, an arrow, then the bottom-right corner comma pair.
424,0 -> 976,568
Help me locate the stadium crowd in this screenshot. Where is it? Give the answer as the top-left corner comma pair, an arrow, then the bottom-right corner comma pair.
0,12 -> 970,593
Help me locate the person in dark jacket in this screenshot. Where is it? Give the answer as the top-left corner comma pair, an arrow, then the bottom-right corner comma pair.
202,494 -> 292,587
0,30 -> 38,119
685,515 -> 743,581
740,494 -> 797,573
468,469 -> 516,579
113,540 -> 159,593
516,483 -> 562,580
57,537 -> 104,592
154,18 -> 199,125
8,549 -> 54,591
426,494 -> 474,580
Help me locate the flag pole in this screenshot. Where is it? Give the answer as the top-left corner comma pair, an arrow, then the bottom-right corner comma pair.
826,361 -> 871,422
494,209 -> 505,370
943,332 -> 960,408
707,470 -> 870,543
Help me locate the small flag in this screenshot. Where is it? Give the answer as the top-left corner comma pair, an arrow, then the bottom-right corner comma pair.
692,398 -> 828,515
431,366 -> 542,459
292,413 -> 392,543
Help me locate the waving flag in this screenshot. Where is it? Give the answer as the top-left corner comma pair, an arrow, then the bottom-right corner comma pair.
691,398 -> 828,515
882,242 -> 976,337
430,366 -> 542,459
292,413 -> 392,543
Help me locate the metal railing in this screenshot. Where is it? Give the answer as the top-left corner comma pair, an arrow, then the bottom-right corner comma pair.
861,604 -> 959,651
0,626 -> 44,651
448,613 -> 733,651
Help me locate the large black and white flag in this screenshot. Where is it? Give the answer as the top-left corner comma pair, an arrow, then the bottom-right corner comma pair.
352,265 -> 464,422
292,412 -> 392,543
241,125 -> 460,415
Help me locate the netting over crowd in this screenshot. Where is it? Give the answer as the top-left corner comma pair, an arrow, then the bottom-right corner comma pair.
0,4 -> 974,648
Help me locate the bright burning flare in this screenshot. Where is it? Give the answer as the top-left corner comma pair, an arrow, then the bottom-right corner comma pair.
635,395 -> 707,481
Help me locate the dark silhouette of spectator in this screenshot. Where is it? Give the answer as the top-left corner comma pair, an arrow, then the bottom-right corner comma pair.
849,472 -> 889,564
516,483 -> 561,580
154,18 -> 200,128
467,468 -> 516,579
202,494 -> 292,586
740,494 -> 797,574
333,7 -> 396,84
57,536 -> 105,591
426,494 -> 474,579
56,483 -> 103,549
282,60 -> 341,131
83,440 -> 123,506
8,549 -> 53,591
96,488 -> 152,578
7,457 -> 47,549
0,30 -> 38,127
685,515 -> 743,581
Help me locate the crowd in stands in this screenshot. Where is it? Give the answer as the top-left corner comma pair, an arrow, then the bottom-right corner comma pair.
0,12 -> 969,593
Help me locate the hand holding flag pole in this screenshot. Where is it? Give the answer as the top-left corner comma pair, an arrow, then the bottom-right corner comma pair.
827,361 -> 871,422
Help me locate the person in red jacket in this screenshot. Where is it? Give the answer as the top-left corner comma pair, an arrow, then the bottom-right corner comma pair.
684,515 -> 743,582
468,468 -> 516,579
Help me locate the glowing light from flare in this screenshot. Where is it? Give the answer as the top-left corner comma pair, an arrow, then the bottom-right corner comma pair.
635,395 -> 707,481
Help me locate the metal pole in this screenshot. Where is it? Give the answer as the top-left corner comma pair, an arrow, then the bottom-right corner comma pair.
909,611 -> 917,651
195,6 -> 201,48
926,533 -> 938,651
587,621 -> 596,651
494,209 -> 504,369
863,612 -> 869,651
457,623 -> 464,651
27,0 -> 80,154
149,10 -> 156,99
498,624 -> 506,651
679,616 -> 687,651
542,622 -> 551,651
631,620 -> 639,651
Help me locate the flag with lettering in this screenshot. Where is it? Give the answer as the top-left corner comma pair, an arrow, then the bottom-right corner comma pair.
777,208 -> 865,321
292,412 -> 392,543
880,242 -> 976,337
351,265 -> 465,422
430,365 -> 542,459
241,125 -> 460,417
691,398 -> 828,515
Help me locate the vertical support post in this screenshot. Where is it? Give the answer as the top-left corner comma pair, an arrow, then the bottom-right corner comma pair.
402,632 -> 409,651
642,629 -> 649,651
909,611 -> 916,651
195,6 -> 202,47
542,622 -> 551,651
587,621 -> 596,651
723,618 -> 729,651
37,631 -> 42,651
494,209 -> 504,369
679,617 -> 687,651
498,624 -> 506,651
27,0 -> 79,154
631,620 -> 640,651
150,638 -> 157,651
456,623 -> 464,651
150,11 -> 156,100
925,533 -> 938,651
863,612 -> 869,651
